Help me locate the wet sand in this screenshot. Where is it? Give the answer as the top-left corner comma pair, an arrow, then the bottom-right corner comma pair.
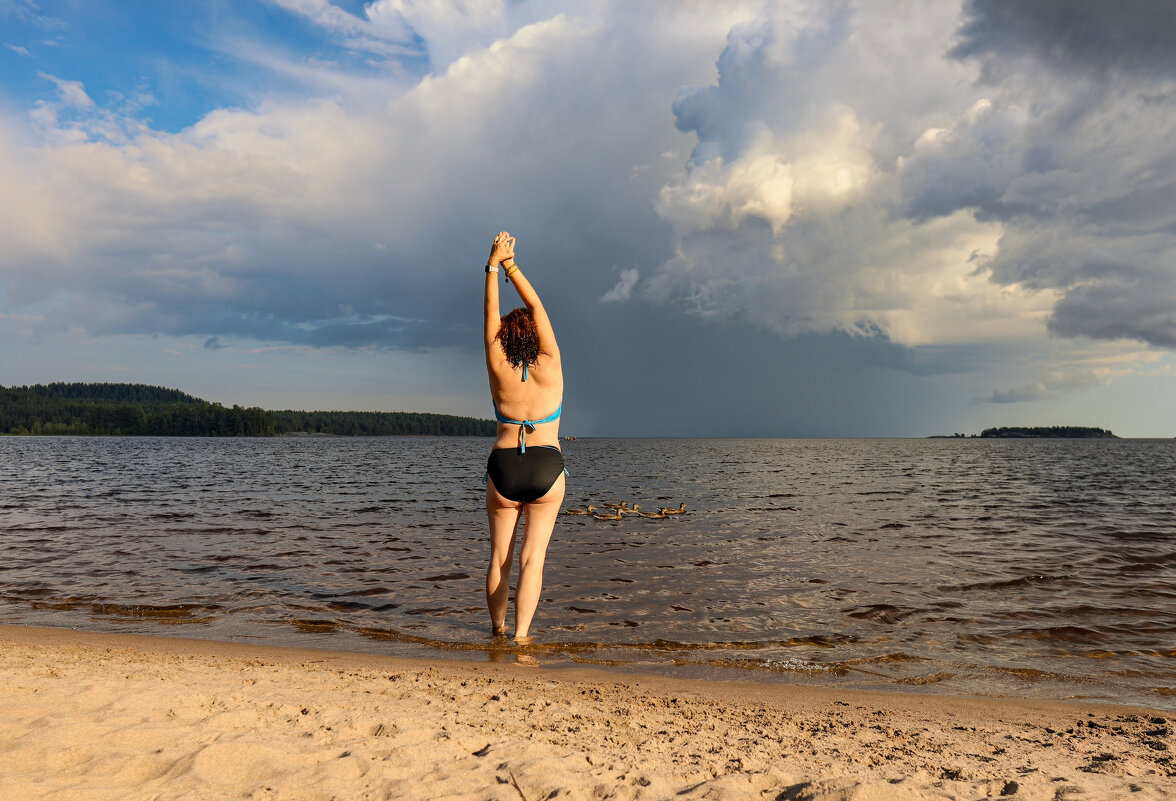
1,624 -> 1172,800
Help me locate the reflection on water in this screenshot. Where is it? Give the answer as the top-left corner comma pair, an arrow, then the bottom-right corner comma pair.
1,436 -> 1174,709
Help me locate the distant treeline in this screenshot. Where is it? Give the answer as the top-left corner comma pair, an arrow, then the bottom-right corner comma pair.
0,382 -> 495,437
979,426 -> 1117,439
270,410 -> 494,437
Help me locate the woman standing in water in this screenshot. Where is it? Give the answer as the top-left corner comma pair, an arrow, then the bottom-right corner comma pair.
483,231 -> 565,643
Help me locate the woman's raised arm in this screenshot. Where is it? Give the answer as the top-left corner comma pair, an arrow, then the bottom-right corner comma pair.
484,232 -> 514,354
502,251 -> 559,360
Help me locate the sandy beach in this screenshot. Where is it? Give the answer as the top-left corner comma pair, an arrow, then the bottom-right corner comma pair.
0,625 -> 1172,800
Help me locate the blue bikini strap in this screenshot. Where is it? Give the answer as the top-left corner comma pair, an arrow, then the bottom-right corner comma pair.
521,363 -> 528,381
493,399 -> 562,452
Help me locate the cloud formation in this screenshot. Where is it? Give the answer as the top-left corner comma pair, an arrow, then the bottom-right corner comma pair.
601,269 -> 639,304
2,0 -> 1175,433
37,72 -> 93,108
617,0 -> 1176,362
637,3 -> 1045,350
986,369 -> 1098,404
1,2 -> 761,351
950,0 -> 1176,78
917,0 -> 1176,349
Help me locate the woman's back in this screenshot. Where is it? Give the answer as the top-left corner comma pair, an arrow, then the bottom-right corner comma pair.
488,350 -> 562,451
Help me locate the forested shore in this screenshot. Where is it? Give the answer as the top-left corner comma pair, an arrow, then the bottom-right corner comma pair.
979,426 -> 1117,438
0,383 -> 495,437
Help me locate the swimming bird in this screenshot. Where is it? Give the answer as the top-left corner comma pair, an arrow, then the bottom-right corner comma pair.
564,505 -> 595,516
658,503 -> 688,515
602,501 -> 630,510
639,509 -> 667,519
620,504 -> 641,515
593,508 -> 623,521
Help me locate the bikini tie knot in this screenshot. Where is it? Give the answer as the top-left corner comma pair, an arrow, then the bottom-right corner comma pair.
493,400 -> 562,453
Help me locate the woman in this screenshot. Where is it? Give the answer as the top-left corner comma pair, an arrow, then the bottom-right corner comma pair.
483,230 -> 565,643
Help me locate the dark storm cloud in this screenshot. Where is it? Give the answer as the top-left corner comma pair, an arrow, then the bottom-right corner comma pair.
952,0 -> 1176,77
894,0 -> 1176,350
63,289 -> 475,352
1049,280 -> 1176,348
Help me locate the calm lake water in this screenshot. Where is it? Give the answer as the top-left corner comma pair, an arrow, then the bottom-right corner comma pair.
1,436 -> 1173,709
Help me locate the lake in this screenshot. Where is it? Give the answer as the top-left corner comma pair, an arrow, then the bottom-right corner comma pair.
2,435 -> 1173,709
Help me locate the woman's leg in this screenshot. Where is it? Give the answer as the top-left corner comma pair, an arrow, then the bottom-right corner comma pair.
514,472 -> 565,640
486,480 -> 523,634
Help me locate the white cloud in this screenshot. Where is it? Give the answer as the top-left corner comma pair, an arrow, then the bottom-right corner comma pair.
601,268 -> 639,303
642,2 -> 1059,348
38,71 -> 93,108
0,3 -> 747,349
263,0 -> 417,58
656,109 -> 875,236
368,0 -> 506,67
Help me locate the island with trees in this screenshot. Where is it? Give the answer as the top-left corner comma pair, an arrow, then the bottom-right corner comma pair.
0,382 -> 496,437
978,426 -> 1117,438
930,426 -> 1118,438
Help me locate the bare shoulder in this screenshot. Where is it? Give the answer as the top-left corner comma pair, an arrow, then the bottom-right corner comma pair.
487,357 -> 513,386
539,349 -> 562,370
533,353 -> 564,388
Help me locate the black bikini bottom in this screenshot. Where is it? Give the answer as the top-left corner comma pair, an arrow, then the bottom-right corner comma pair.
486,446 -> 565,503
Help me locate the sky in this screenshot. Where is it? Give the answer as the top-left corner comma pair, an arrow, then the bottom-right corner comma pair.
1,0 -> 1174,437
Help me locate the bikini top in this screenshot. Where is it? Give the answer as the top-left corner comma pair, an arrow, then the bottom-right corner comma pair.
492,361 -> 561,452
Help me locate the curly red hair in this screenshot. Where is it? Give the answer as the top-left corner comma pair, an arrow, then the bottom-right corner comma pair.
495,307 -> 539,369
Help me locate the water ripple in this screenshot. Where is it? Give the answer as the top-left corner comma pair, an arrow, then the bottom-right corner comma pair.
1,435 -> 1174,708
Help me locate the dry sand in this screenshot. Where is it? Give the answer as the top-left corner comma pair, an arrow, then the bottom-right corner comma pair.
1,625 -> 1172,801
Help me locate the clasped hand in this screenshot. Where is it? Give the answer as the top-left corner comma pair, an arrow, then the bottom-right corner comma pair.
488,231 -> 515,268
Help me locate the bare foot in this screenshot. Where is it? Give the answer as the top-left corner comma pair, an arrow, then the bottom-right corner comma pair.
513,635 -> 534,646
491,623 -> 508,637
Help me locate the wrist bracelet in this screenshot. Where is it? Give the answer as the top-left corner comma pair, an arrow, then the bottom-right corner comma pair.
505,263 -> 519,277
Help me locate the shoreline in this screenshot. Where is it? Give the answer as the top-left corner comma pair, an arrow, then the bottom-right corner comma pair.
2,624 -> 1172,800
4,610 -> 1171,713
